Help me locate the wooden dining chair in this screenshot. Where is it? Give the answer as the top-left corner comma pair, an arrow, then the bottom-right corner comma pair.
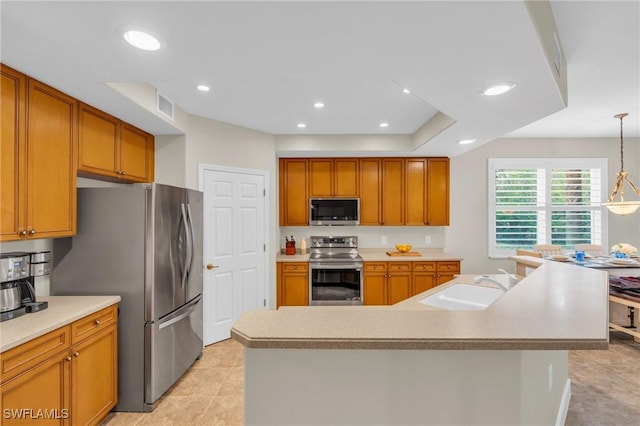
533,244 -> 563,256
575,244 -> 606,257
515,249 -> 542,258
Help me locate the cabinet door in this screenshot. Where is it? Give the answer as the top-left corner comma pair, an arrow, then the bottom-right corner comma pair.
309,159 -> 333,197
381,159 -> 404,225
427,158 -> 450,225
280,263 -> 309,306
334,159 -> 359,197
359,159 -> 381,225
405,158 -> 427,225
120,123 -> 154,183
436,261 -> 460,286
387,263 -> 412,304
0,350 -> 71,426
412,262 -> 437,295
77,103 -> 119,178
71,325 -> 117,426
279,159 -> 308,225
26,79 -> 77,239
363,272 -> 387,305
0,65 -> 26,241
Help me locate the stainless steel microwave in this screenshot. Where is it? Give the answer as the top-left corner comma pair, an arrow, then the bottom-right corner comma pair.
309,198 -> 360,226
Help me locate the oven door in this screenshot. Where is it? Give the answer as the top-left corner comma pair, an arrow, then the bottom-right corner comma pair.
309,262 -> 363,306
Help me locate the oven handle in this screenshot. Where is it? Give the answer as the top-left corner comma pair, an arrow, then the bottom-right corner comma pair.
310,263 -> 363,270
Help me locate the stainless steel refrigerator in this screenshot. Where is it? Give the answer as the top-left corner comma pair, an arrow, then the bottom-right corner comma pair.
52,183 -> 203,412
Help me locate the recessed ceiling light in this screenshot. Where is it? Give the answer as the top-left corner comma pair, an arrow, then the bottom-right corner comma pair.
481,83 -> 516,96
379,122 -> 389,128
313,102 -> 325,109
297,123 -> 306,128
457,139 -> 477,145
123,30 -> 161,51
402,88 -> 411,94
196,85 -> 210,92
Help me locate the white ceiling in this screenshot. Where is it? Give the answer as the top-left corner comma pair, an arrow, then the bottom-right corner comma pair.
1,1 -> 638,157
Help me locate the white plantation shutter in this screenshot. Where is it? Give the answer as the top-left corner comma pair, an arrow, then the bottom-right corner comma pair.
488,158 -> 607,258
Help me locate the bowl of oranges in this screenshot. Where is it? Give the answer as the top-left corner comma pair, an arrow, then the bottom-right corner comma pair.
395,244 -> 412,253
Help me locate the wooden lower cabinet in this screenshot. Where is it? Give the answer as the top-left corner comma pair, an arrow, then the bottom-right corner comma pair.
0,304 -> 118,425
277,262 -> 309,307
364,261 -> 460,304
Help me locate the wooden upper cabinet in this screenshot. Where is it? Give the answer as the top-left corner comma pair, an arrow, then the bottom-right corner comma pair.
279,159 -> 308,225
359,159 -> 382,225
120,123 -> 154,182
309,158 -> 358,197
78,103 -> 120,177
26,78 -> 78,240
279,156 -> 450,227
426,158 -> 450,225
405,158 -> 428,225
0,65 -> 26,241
381,159 -> 404,225
78,103 -> 154,183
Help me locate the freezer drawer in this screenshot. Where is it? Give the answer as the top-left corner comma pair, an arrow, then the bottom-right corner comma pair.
144,295 -> 203,407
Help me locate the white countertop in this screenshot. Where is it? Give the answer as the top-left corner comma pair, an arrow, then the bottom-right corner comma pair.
0,295 -> 121,353
232,258 -> 609,350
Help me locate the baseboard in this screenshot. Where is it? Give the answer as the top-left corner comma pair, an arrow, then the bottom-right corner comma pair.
555,378 -> 572,426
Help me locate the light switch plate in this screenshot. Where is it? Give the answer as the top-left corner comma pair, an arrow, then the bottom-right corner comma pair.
381,236 -> 387,245
424,235 -> 431,244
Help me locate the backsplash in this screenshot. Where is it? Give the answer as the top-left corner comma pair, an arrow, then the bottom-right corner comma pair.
279,226 -> 446,250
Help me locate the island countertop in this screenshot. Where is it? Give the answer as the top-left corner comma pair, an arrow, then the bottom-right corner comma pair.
232,257 -> 609,350
276,248 -> 462,262
0,295 -> 121,353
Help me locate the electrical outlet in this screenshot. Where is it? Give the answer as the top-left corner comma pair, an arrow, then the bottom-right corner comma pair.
548,364 -> 553,393
381,236 -> 387,245
424,235 -> 431,244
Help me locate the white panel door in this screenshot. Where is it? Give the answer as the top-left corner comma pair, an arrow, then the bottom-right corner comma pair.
202,167 -> 267,345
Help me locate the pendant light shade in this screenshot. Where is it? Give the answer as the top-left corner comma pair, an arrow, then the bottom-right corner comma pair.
602,113 -> 640,215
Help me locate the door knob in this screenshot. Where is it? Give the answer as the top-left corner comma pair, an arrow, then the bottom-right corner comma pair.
206,264 -> 219,270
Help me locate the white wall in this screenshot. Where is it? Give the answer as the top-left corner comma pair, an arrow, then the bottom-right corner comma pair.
449,136 -> 640,275
155,114 -> 279,306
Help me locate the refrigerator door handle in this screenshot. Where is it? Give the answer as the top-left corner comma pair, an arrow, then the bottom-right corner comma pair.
179,203 -> 189,289
185,203 -> 195,277
157,296 -> 200,330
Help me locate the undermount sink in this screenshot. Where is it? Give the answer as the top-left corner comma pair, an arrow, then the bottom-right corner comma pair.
418,283 -> 505,310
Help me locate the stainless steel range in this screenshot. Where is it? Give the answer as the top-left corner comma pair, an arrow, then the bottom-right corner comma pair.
309,236 -> 363,306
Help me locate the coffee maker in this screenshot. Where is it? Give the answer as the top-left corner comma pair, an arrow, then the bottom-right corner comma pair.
0,251 -> 49,322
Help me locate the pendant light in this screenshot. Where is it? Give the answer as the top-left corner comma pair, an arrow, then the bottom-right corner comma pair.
602,113 -> 640,215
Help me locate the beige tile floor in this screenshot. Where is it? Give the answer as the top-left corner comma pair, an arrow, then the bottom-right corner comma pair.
101,338 -> 243,426
102,332 -> 640,425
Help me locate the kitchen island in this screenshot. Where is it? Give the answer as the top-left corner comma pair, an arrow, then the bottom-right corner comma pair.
232,258 -> 609,425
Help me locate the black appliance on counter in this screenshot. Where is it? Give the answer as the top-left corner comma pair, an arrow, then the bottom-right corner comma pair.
0,251 -> 50,322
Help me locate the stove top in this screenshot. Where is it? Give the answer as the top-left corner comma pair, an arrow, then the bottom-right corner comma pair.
309,236 -> 362,263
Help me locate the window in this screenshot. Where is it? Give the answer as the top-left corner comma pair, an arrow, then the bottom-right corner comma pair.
488,158 -> 608,258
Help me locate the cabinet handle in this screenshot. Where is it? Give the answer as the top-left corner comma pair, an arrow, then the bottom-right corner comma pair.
293,265 -> 297,269
19,230 -> 27,236
29,229 -> 36,235
373,265 -> 377,269
95,319 -> 101,325
121,171 -> 126,176
74,352 -> 80,357
66,356 -> 72,361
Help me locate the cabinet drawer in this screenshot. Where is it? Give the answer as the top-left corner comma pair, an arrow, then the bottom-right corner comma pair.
281,262 -> 308,273
388,262 -> 411,272
412,262 -> 436,272
71,304 -> 118,345
1,326 -> 71,383
364,262 -> 387,272
437,262 -> 460,273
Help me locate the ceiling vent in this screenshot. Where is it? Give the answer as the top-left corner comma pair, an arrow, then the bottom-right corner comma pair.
156,90 -> 174,121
